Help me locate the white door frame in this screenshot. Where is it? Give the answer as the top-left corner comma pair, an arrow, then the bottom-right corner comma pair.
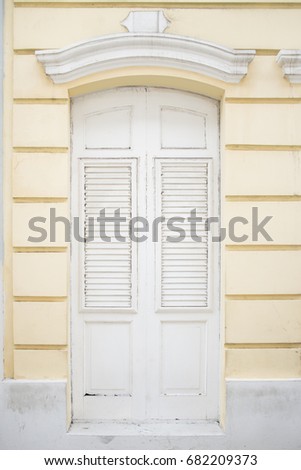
70,87 -> 221,424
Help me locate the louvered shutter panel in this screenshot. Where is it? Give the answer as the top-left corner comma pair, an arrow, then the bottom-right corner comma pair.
158,160 -> 210,309
82,160 -> 136,310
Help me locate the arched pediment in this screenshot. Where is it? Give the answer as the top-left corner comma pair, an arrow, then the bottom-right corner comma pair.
36,33 -> 255,85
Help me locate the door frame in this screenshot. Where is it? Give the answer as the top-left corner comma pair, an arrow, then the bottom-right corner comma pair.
70,85 -> 222,427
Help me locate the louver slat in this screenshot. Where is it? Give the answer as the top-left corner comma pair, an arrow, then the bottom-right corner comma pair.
159,161 -> 210,309
83,162 -> 135,309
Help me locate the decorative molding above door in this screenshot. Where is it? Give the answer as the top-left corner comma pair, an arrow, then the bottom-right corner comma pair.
121,10 -> 170,33
36,12 -> 255,85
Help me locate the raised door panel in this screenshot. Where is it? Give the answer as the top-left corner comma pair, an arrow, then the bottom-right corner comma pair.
161,321 -> 207,396
84,107 -> 132,150
85,321 -> 132,396
161,107 -> 207,150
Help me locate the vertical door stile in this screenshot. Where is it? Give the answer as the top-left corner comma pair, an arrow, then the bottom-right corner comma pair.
132,88 -> 148,420
145,88 -> 160,419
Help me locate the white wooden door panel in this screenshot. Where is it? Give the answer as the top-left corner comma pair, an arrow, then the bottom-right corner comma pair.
84,107 -> 132,149
72,88 -> 146,157
146,88 -> 218,158
72,87 -> 220,422
161,321 -> 207,395
85,321 -> 132,395
160,107 -> 207,149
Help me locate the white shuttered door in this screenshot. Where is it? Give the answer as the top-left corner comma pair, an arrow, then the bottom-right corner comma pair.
72,88 -> 220,422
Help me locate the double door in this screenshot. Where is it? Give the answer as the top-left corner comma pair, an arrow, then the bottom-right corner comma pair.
72,87 -> 220,421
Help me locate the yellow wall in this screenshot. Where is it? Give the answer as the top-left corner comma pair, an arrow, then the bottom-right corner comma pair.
4,1 -> 301,390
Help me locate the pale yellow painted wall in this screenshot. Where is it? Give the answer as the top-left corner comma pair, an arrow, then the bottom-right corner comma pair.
14,302 -> 67,345
13,203 -> 69,247
13,8 -> 301,50
13,153 -> 69,198
4,1 -> 301,385
224,202 -> 301,245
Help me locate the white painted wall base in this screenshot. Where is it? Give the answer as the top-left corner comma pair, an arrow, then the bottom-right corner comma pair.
0,379 -> 301,449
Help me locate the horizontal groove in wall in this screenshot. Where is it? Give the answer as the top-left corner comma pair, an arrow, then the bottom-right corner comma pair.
226,245 -> 301,251
14,98 -> 69,105
13,247 -> 68,252
14,49 -> 37,55
225,343 -> 301,349
14,296 -> 67,302
14,345 -> 67,350
225,98 -> 301,104
226,294 -> 301,300
13,147 -> 69,153
225,195 -> 301,201
225,145 -> 301,151
13,2 -> 301,9
255,49 -> 279,56
13,197 -> 68,203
